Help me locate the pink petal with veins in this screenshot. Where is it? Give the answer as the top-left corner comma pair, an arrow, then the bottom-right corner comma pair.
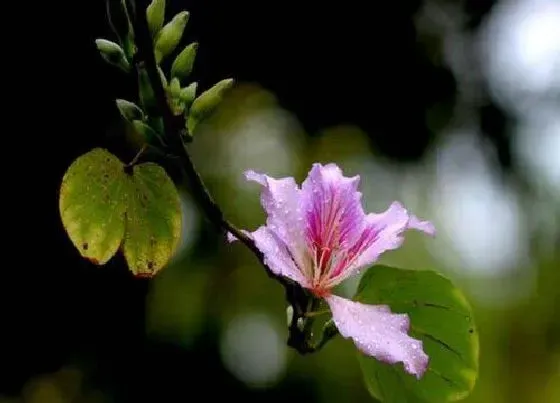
325,294 -> 429,379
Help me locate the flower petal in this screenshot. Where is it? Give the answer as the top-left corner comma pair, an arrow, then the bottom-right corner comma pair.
408,213 -> 436,235
300,163 -> 366,284
325,294 -> 429,379
301,163 -> 365,250
245,170 -> 308,272
249,225 -> 309,287
328,201 -> 434,286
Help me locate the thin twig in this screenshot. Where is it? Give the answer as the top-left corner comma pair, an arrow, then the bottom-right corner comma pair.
126,144 -> 147,167
304,309 -> 330,318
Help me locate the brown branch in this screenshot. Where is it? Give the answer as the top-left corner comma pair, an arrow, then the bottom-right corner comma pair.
124,0 -> 318,354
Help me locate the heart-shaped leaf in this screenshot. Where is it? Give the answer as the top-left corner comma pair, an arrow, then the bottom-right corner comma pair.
355,265 -> 479,403
59,148 -> 182,277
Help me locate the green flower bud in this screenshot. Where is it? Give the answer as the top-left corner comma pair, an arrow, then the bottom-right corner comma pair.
146,0 -> 166,38
171,42 -> 198,82
179,82 -> 197,105
116,99 -> 145,122
169,98 -> 184,116
286,305 -> 294,326
169,77 -> 181,98
95,39 -> 130,72
154,11 -> 190,63
187,78 -> 234,134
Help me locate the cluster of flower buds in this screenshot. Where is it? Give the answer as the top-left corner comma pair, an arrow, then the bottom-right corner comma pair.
96,0 -> 234,146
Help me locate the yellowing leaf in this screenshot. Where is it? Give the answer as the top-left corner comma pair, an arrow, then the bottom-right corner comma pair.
123,163 -> 182,277
59,148 -> 182,277
59,148 -> 128,265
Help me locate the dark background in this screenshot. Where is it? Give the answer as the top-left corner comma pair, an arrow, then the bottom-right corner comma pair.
4,0 -> 559,402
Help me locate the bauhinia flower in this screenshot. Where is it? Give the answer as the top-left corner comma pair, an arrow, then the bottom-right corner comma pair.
229,163 -> 436,379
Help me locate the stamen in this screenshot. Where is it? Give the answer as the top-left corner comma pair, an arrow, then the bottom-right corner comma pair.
311,243 -> 320,285
324,225 -> 381,287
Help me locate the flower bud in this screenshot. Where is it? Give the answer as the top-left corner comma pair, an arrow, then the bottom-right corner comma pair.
146,0 -> 165,38
116,99 -> 145,122
286,305 -> 294,326
179,82 -> 197,105
95,39 -> 130,72
187,78 -> 234,134
169,77 -> 181,98
167,78 -> 183,115
154,11 -> 189,63
171,42 -> 198,82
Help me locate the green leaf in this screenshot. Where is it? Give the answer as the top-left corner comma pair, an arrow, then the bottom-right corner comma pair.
171,42 -> 198,81
355,265 -> 479,403
59,148 -> 182,277
123,163 -> 182,277
116,99 -> 145,122
59,148 -> 128,265
154,11 -> 189,63
95,39 -> 130,72
187,78 -> 234,134
146,0 -> 166,38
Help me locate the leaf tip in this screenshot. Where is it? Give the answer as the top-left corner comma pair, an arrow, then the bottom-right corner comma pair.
133,271 -> 157,279
129,260 -> 163,279
86,257 -> 101,265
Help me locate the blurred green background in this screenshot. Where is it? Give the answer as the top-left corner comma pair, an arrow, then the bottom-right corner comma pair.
4,0 -> 559,402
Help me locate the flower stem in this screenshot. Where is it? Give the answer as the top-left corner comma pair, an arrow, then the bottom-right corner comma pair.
126,144 -> 147,167
310,319 -> 338,351
304,309 -> 331,318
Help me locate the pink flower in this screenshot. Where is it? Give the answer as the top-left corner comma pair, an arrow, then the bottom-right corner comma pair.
229,163 -> 435,379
